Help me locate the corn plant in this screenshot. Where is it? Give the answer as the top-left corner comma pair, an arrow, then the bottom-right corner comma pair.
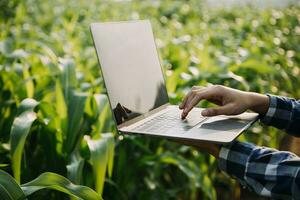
1,0 -> 299,199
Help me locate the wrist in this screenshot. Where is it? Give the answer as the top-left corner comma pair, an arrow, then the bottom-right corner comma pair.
245,92 -> 269,115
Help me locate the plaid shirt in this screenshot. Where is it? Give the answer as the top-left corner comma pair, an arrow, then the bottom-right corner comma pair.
218,95 -> 300,200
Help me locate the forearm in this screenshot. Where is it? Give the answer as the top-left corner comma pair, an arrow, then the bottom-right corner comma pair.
218,141 -> 300,199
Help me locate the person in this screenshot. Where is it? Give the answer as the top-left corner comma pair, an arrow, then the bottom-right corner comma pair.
178,85 -> 300,199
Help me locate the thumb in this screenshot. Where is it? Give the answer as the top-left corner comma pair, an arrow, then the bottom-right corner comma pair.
201,103 -> 235,117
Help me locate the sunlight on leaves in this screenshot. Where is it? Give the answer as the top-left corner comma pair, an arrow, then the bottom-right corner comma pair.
10,98 -> 39,184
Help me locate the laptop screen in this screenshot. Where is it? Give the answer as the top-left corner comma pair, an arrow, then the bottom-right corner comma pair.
91,20 -> 169,125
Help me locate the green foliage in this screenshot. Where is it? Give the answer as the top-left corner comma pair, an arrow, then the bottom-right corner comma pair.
85,133 -> 115,195
0,169 -> 102,200
10,98 -> 39,183
0,0 -> 19,22
0,169 -> 25,200
0,0 -> 299,199
21,172 -> 102,200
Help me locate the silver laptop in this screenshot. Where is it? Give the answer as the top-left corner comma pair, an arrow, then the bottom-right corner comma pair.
90,20 -> 258,144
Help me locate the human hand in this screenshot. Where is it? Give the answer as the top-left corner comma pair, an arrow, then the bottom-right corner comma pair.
179,85 -> 269,119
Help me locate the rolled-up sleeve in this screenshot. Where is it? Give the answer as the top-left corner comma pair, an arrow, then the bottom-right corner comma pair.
218,141 -> 300,199
260,95 -> 300,137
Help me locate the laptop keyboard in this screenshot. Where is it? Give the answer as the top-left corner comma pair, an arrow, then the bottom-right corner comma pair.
132,108 -> 207,134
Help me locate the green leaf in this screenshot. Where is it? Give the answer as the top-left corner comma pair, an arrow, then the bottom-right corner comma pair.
65,91 -> 88,153
22,65 -> 34,98
0,164 -> 9,168
93,94 -> 107,119
17,98 -> 39,115
55,79 -> 67,135
160,154 -> 196,181
102,134 -> 114,178
85,95 -> 99,120
92,94 -> 114,133
21,172 -> 102,200
0,169 -> 26,200
84,133 -> 115,195
66,150 -> 84,184
58,58 -> 77,102
230,58 -> 274,73
38,101 -> 63,153
10,98 -> 39,184
160,152 -> 216,199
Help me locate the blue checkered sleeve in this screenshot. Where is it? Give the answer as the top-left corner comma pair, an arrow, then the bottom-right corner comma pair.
218,141 -> 300,199
260,95 -> 300,137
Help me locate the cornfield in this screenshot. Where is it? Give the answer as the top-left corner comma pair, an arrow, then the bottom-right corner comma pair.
0,0 -> 299,199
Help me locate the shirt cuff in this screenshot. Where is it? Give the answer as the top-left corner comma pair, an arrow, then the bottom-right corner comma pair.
259,94 -> 277,125
218,141 -> 256,188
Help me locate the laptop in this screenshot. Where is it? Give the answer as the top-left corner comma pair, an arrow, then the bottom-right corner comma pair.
90,20 -> 258,144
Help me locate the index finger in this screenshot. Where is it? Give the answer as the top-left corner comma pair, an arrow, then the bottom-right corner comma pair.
181,90 -> 214,118
179,86 -> 204,109
179,90 -> 193,109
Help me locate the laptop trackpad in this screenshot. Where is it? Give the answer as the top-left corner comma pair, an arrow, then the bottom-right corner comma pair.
199,117 -> 247,131
185,115 -> 254,143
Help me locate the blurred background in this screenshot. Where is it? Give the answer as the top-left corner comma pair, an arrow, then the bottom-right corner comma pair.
0,0 -> 299,199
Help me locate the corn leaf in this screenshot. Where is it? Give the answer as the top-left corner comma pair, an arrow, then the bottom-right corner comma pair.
21,172 -> 102,200
0,169 -> 26,200
58,58 -> 77,102
160,152 -> 216,199
55,79 -> 67,135
22,65 -> 34,98
93,94 -> 114,134
10,98 -> 39,184
17,98 -> 39,115
102,134 -> 114,178
93,94 -> 107,119
0,164 -> 9,167
66,149 -> 84,184
65,91 -> 88,153
84,133 -> 114,195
